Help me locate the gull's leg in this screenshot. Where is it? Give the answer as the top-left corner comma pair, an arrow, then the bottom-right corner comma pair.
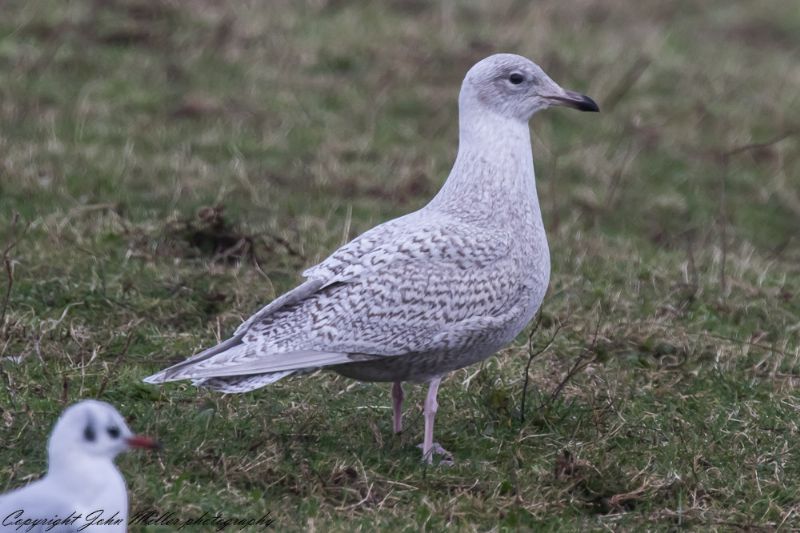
418,376 -> 453,464
392,381 -> 404,434
422,377 -> 440,458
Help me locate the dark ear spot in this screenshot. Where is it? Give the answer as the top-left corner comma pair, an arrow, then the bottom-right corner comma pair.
84,425 -> 96,442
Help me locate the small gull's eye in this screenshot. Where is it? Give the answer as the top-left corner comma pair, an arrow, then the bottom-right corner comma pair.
107,426 -> 120,439
509,72 -> 524,85
84,425 -> 96,442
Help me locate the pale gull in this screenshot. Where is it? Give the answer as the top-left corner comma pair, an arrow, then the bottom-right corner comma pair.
143,53 -> 598,463
0,400 -> 160,532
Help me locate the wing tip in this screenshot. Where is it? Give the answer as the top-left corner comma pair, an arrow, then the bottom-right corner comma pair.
142,366 -> 189,384
142,372 -> 166,385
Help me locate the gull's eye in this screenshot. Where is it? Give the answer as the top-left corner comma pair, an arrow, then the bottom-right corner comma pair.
509,72 -> 525,85
84,425 -> 96,442
107,426 -> 120,439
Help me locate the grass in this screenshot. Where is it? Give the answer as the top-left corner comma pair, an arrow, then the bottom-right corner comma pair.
1,0 -> 799,530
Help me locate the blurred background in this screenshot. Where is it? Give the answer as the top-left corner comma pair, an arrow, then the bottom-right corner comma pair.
1,0 -> 799,529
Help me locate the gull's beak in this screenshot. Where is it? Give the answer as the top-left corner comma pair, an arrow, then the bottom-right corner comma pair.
126,435 -> 161,450
544,89 -> 600,112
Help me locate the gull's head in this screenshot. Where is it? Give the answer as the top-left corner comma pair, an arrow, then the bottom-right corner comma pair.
461,53 -> 599,122
47,400 -> 160,463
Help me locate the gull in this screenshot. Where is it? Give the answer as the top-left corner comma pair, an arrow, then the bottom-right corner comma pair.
144,53 -> 598,463
0,400 -> 160,532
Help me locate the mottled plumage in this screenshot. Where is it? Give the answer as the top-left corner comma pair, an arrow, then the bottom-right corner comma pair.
144,53 -> 598,462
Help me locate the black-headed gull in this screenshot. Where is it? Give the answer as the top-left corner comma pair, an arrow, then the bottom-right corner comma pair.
0,400 -> 159,532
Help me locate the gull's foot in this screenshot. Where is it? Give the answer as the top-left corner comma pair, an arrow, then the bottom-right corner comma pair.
418,442 -> 454,466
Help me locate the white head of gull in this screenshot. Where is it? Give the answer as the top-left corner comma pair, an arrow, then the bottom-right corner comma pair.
0,400 -> 159,532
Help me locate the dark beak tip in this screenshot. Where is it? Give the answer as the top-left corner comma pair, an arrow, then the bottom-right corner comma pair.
577,95 -> 600,112
550,92 -> 600,112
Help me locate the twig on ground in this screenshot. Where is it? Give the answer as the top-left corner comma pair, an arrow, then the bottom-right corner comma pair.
97,327 -> 140,398
723,130 -> 797,157
261,233 -> 305,260
51,203 -> 120,233
717,154 -> 729,297
702,331 -> 793,359
547,311 -> 602,405
1,212 -> 28,332
519,311 -> 564,424
61,375 -> 69,406
0,367 -> 15,409
684,229 -> 699,292
603,141 -> 639,213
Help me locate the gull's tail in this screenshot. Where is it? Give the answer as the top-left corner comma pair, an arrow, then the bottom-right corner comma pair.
142,333 -> 364,393
192,371 -> 295,394
142,278 -> 342,393
142,335 -> 245,385
142,337 -> 296,394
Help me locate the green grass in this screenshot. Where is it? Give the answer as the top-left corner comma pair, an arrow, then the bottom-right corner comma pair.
1,0 -> 799,530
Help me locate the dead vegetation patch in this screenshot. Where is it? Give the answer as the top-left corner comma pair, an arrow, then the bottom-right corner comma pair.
128,204 -> 305,266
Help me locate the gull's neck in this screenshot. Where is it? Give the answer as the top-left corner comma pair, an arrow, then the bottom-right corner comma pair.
427,104 -> 541,227
47,448 -> 124,494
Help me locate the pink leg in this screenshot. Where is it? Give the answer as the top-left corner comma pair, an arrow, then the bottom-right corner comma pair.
419,377 -> 453,464
392,381 -> 404,434
422,377 -> 440,458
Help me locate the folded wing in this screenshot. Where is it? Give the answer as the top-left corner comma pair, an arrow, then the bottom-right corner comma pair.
143,211 -> 519,387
